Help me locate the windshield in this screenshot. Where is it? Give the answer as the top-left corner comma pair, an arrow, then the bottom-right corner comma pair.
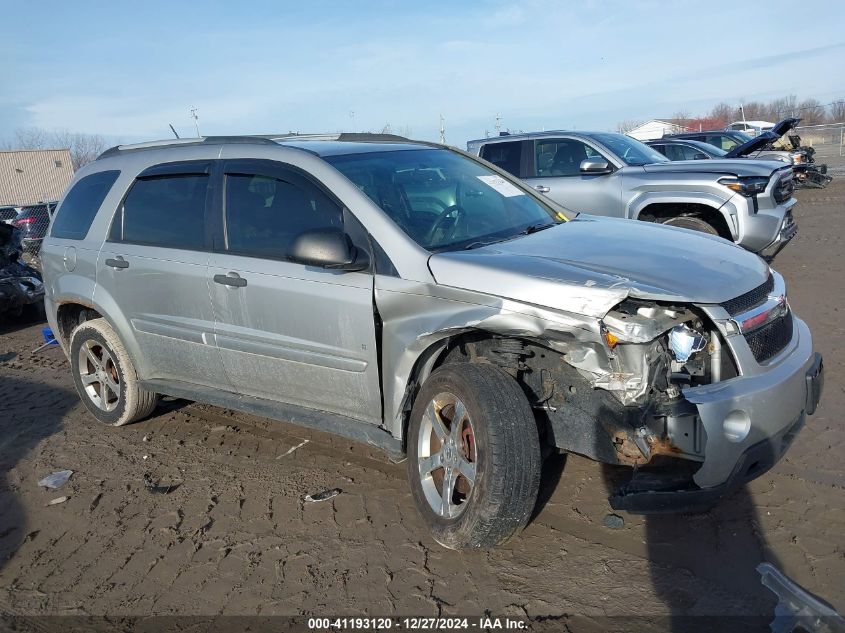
326,148 -> 566,252
589,133 -> 669,166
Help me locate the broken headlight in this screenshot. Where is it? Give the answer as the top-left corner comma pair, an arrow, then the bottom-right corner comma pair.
668,324 -> 706,362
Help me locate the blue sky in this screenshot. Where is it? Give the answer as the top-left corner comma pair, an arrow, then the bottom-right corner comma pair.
2,0 -> 844,147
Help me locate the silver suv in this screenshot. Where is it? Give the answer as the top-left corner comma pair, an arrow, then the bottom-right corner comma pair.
42,135 -> 822,548
467,131 -> 797,260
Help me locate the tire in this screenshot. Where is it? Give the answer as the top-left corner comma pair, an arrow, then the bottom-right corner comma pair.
657,214 -> 719,236
69,318 -> 158,426
407,363 -> 541,549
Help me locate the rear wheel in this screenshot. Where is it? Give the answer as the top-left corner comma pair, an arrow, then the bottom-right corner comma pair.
657,214 -> 719,236
407,363 -> 541,549
69,318 -> 158,426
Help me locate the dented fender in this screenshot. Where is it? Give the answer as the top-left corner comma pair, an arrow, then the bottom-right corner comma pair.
374,274 -> 607,438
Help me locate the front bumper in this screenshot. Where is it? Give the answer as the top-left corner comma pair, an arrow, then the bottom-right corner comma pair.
610,412 -> 807,513
758,207 -> 797,260
610,317 -> 822,514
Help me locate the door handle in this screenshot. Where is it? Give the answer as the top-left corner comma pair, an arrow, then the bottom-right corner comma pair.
105,257 -> 129,269
213,273 -> 247,288
534,185 -> 550,193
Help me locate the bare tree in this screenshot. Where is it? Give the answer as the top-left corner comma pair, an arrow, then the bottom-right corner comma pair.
616,119 -> 644,134
830,100 -> 845,123
376,123 -> 413,137
672,110 -> 691,127
1,127 -> 107,170
767,95 -> 798,120
797,98 -> 827,125
708,102 -> 735,127
740,100 -> 768,120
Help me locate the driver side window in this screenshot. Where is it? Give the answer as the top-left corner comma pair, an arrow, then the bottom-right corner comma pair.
535,139 -> 606,177
224,171 -> 342,260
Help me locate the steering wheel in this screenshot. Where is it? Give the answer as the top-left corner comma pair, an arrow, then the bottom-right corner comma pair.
425,204 -> 466,245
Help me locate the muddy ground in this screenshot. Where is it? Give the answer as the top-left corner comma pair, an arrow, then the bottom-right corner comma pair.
0,178 -> 843,631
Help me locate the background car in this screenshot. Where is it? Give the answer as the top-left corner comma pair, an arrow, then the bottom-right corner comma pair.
467,130 -> 797,259
725,120 -> 775,136
646,138 -> 726,161
11,201 -> 57,258
0,205 -> 21,224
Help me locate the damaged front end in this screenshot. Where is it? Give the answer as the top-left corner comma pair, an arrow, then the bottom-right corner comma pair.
521,300 -> 724,473
507,289 -> 818,515
0,223 -> 45,317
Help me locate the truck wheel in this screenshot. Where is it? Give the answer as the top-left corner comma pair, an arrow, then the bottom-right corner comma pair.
658,215 -> 719,236
69,318 -> 158,426
407,363 -> 541,549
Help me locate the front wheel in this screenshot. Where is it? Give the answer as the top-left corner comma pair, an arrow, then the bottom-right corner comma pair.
657,214 -> 719,236
407,363 -> 541,549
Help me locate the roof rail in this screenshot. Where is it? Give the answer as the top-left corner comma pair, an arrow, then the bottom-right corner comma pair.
266,132 -> 412,143
97,136 -> 278,160
337,133 -> 409,142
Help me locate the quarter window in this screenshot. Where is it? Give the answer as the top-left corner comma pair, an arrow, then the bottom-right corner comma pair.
51,170 -> 120,240
114,174 -> 208,249
224,172 -> 342,259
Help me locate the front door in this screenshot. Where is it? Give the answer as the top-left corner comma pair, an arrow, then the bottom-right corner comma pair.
208,159 -> 382,424
524,137 -> 623,217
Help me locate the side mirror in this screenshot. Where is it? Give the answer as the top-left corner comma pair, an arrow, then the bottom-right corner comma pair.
289,228 -> 369,271
579,158 -> 612,174
692,152 -> 709,160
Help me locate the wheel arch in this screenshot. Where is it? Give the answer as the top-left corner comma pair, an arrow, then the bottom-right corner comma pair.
394,330 -> 550,450
636,200 -> 734,240
57,286 -> 148,379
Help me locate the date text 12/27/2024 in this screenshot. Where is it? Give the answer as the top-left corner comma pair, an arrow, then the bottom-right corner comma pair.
308,617 -> 528,630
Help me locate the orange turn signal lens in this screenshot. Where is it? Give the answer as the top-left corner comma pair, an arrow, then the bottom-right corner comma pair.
604,331 -> 619,349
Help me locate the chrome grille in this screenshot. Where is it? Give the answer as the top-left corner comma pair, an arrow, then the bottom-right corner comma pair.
721,275 -> 774,316
745,311 -> 793,363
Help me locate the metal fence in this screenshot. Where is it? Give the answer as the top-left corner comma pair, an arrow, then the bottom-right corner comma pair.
795,123 -> 845,161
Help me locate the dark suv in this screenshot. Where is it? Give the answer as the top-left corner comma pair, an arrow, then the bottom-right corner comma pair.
12,202 -> 57,256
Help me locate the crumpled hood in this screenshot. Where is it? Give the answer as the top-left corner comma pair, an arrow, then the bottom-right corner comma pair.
642,159 -> 783,177
428,216 -> 770,318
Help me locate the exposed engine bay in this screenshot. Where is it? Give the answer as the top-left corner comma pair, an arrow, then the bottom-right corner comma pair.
438,299 -> 731,470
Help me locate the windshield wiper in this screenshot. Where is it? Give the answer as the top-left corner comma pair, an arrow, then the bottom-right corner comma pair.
463,237 -> 507,250
519,222 -> 557,235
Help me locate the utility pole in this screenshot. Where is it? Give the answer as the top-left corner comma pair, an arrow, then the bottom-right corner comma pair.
495,114 -> 501,136
190,107 -> 201,137
739,103 -> 747,127
439,114 -> 446,144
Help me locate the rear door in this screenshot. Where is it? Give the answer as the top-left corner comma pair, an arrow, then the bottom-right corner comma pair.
523,137 -> 622,216
95,161 -> 230,388
207,159 -> 382,424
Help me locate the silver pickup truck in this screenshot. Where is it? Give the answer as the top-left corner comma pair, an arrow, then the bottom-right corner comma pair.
42,135 -> 822,549
467,131 -> 797,260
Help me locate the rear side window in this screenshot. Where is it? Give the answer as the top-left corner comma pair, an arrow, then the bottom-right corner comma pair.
51,170 -> 120,240
112,174 -> 209,250
480,141 -> 522,177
